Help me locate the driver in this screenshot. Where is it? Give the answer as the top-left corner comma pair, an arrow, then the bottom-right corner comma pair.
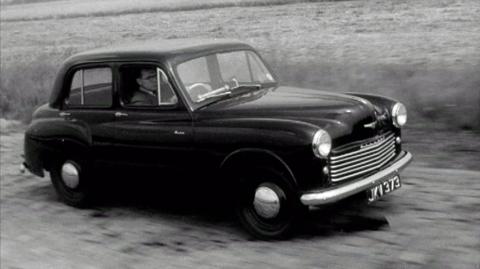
130,68 -> 177,105
131,69 -> 158,105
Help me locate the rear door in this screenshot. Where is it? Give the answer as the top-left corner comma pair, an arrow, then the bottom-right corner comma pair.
60,65 -> 117,160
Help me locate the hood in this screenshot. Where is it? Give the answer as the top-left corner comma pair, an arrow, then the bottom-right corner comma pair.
196,86 -> 382,140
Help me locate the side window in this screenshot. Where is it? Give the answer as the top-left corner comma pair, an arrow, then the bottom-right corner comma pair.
65,67 -> 112,107
119,65 -> 178,107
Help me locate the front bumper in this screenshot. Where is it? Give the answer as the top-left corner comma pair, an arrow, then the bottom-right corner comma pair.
300,151 -> 412,206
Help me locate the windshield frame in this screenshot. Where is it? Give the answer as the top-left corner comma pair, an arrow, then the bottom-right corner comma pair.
172,48 -> 278,111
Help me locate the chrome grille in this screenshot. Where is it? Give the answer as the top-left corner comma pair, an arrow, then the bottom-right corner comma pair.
329,132 -> 396,182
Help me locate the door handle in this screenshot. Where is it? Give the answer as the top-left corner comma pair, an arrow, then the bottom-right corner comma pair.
114,112 -> 128,117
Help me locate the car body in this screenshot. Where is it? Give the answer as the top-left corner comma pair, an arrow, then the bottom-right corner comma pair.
23,39 -> 412,239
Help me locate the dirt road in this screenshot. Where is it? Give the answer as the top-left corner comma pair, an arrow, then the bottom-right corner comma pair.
1,127 -> 479,269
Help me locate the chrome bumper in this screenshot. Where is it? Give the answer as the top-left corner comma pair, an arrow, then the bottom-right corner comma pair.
300,151 -> 413,206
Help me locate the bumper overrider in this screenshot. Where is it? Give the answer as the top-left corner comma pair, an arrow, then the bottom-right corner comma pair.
300,151 -> 412,206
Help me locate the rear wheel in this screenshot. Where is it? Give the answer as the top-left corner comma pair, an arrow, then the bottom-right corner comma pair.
236,170 -> 304,239
50,158 -> 92,208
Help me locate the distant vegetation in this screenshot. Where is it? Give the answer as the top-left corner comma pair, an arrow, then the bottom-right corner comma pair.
1,0 -> 60,5
1,0 -> 341,22
1,0 -> 479,130
276,63 -> 480,130
2,51 -> 478,129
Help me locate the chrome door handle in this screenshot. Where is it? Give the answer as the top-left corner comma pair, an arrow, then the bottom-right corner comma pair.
59,112 -> 71,117
114,112 -> 128,117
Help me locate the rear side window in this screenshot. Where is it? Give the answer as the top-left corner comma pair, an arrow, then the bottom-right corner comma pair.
66,67 -> 113,107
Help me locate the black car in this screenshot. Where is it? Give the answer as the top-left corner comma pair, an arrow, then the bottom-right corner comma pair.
23,39 -> 412,239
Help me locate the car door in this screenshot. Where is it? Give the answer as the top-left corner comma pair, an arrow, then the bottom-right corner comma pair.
112,63 -> 193,176
60,65 -> 117,161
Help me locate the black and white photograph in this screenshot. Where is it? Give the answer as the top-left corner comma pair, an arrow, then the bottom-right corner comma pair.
1,0 -> 479,268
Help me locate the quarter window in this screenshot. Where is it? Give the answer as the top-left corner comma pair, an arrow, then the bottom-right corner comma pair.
66,67 -> 113,107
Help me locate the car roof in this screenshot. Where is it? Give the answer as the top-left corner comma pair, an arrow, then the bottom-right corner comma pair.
65,38 -> 253,65
50,38 -> 254,107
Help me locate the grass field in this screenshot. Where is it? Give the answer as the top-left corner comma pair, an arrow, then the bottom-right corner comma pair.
1,0 -> 340,21
1,0 -> 479,129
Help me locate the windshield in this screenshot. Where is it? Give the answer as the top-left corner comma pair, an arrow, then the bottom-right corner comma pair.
176,50 -> 276,108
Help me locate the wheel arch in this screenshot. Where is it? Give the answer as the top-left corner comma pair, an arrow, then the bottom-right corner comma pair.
24,119 -> 92,173
220,148 -> 298,188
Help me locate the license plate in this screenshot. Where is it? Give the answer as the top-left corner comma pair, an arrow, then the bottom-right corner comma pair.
367,174 -> 401,203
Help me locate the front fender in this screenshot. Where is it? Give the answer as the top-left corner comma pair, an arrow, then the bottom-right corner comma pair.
195,118 -> 326,191
220,148 -> 298,187
195,117 -> 319,150
346,92 -> 399,113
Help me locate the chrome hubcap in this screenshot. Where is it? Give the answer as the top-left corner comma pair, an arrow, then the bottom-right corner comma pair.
253,186 -> 281,219
61,162 -> 80,189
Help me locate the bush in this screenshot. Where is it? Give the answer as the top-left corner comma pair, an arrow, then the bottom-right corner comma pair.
0,56 -> 56,121
1,52 -> 478,130
272,61 -> 480,130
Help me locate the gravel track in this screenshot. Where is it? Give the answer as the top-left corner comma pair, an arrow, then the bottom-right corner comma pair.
1,130 -> 479,269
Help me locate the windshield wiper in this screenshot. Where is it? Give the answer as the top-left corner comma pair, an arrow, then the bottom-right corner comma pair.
229,83 -> 262,92
196,83 -> 262,102
197,85 -> 232,102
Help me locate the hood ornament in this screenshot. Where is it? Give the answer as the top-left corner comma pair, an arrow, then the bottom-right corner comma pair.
364,110 -> 388,129
364,120 -> 378,129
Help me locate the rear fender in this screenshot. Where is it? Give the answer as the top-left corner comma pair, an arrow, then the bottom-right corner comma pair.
24,119 -> 92,174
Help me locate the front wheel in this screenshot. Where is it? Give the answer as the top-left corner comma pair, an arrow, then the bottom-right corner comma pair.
236,174 -> 304,239
50,159 -> 92,208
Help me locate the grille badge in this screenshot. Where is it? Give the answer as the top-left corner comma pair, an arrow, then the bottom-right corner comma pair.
361,135 -> 385,148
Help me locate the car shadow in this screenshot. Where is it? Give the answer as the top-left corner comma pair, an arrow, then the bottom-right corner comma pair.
24,173 -> 391,241
298,202 -> 390,238
94,175 -> 391,238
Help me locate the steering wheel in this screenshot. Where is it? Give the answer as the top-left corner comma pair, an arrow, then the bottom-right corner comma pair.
187,83 -> 212,102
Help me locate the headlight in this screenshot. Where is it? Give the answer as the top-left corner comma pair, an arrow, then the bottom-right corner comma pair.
392,103 -> 407,128
312,129 -> 331,158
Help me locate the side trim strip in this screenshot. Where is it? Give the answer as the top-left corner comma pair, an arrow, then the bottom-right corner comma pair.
300,151 -> 412,206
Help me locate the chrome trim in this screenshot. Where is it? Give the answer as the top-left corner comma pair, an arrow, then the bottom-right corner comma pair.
331,149 -> 395,176
174,130 -> 185,135
61,161 -> 80,189
330,133 -> 396,182
300,152 -> 412,206
312,129 -> 331,159
253,186 -> 281,219
330,141 -> 394,169
330,133 -> 394,161
80,69 -> 84,105
363,121 -> 377,129
19,163 -> 26,174
114,111 -> 128,117
156,67 -> 162,105
361,134 -> 387,149
392,103 -> 407,127
330,152 -> 395,182
331,143 -> 394,171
